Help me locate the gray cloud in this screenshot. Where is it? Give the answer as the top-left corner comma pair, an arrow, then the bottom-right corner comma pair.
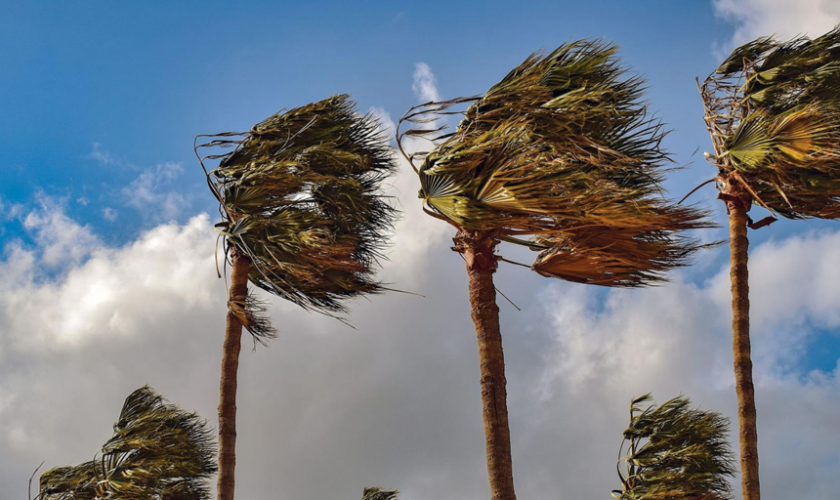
3,202 -> 839,500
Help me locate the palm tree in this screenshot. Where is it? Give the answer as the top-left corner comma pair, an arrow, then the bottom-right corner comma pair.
696,27 -> 840,500
361,487 -> 402,500
38,386 -> 216,500
195,95 -> 397,500
612,394 -> 736,500
397,40 -> 711,500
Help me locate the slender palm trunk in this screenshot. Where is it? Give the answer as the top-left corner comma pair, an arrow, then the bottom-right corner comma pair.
455,230 -> 517,500
723,177 -> 760,500
217,249 -> 251,500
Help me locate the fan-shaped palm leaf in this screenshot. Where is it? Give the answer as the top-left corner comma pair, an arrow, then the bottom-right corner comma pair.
39,386 -> 216,500
195,94 -> 398,500
613,394 -> 736,500
397,40 -> 712,500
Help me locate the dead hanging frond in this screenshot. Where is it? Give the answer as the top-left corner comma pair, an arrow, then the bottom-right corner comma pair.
39,386 -> 216,500
361,486 -> 403,500
228,289 -> 279,347
612,394 -> 736,500
196,94 -> 399,322
397,39 -> 713,287
701,25 -> 840,220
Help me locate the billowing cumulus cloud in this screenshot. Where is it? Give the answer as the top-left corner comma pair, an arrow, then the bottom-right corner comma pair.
3,197 -> 840,500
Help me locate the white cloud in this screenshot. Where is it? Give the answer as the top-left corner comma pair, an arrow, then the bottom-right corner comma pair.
21,198 -> 100,267
0,196 -> 23,223
88,142 -> 124,167
123,162 -> 190,221
412,62 -> 440,103
102,207 -> 118,221
368,106 -> 452,286
3,197 -> 840,500
526,228 -> 840,500
713,0 -> 840,50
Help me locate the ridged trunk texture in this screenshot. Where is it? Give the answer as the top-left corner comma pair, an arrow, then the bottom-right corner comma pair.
454,230 -> 517,500
722,175 -> 760,500
217,250 -> 251,500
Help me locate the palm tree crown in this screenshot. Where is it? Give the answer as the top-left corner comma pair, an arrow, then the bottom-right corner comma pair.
39,386 -> 216,500
702,26 -> 840,219
197,94 -> 397,335
361,487 -> 402,500
399,40 -> 711,287
613,394 -> 736,500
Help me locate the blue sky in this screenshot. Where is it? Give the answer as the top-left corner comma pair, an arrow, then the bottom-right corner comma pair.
2,2 -> 840,499
2,0 -> 724,224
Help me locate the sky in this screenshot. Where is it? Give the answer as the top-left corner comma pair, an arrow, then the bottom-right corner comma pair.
1,1 -> 840,499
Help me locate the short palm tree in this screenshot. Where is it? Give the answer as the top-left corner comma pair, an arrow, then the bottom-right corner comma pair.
613,394 -> 736,500
397,40 -> 711,500
38,386 -> 216,500
696,28 -> 840,500
195,95 -> 397,500
361,487 -> 402,500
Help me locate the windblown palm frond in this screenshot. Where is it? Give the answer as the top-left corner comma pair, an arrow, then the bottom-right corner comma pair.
361,486 -> 402,500
39,386 -> 216,500
398,40 -> 712,287
613,394 -> 736,500
702,26 -> 840,219
196,94 -> 397,338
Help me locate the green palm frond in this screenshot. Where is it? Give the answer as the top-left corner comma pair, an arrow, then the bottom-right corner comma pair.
39,386 -> 216,500
398,40 -> 712,287
196,95 -> 397,333
613,394 -> 736,500
361,486 -> 402,500
702,25 -> 840,219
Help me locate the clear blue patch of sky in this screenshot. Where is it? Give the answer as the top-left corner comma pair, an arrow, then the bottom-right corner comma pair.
804,327 -> 840,374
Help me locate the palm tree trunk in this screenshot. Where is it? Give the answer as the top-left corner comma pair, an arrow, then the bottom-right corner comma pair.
217,249 -> 251,500
727,200 -> 761,500
455,230 -> 517,500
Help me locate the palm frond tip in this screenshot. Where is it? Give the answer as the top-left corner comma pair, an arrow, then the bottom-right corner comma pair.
398,40 -> 712,287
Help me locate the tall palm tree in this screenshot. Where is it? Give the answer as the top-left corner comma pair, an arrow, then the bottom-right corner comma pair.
195,95 -> 397,500
612,394 -> 736,500
38,386 -> 216,500
696,28 -> 840,500
397,40 -> 711,500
